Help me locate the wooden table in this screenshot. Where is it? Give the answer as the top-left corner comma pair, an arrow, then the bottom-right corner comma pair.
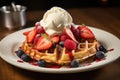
0,7 -> 120,80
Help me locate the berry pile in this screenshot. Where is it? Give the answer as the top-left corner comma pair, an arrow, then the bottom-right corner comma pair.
23,22 -> 60,50
23,23 -> 96,51
17,22 -> 108,68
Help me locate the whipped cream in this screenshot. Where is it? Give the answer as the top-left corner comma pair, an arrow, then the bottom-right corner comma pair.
40,7 -> 73,35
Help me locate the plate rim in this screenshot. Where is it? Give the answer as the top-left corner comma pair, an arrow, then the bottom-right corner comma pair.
0,26 -> 120,73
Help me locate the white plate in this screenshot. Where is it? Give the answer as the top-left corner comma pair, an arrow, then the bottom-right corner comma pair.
0,27 -> 120,73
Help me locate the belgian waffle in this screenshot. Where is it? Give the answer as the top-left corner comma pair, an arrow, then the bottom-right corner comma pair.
21,39 -> 99,65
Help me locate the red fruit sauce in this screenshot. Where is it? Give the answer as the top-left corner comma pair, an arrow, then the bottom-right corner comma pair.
16,48 -> 114,68
17,59 -> 24,63
66,51 -> 74,61
83,63 -> 92,66
28,59 -> 38,66
95,58 -> 106,62
108,48 -> 114,52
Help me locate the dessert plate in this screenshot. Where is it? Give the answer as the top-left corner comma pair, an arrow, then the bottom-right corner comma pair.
0,27 -> 120,73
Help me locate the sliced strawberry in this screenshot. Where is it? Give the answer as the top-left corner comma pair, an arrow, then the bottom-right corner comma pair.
51,35 -> 60,43
78,25 -> 95,39
23,30 -> 31,36
64,39 -> 77,50
27,28 -> 37,43
35,36 -> 52,50
33,34 -> 41,45
64,28 -> 78,43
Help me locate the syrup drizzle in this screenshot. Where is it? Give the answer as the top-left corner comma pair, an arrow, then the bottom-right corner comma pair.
85,40 -> 88,50
78,41 -> 93,49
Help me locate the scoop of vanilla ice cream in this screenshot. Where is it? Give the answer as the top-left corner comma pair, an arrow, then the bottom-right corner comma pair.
40,7 -> 73,35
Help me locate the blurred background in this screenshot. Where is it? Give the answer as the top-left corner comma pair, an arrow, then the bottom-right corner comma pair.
0,0 -> 120,10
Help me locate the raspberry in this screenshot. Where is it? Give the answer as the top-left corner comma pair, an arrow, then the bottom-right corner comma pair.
60,35 -> 69,41
64,39 -> 77,50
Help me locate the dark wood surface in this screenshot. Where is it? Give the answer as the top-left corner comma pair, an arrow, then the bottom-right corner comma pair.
0,7 -> 120,80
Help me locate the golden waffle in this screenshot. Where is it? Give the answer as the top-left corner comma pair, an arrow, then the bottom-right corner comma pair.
21,40 -> 99,65
58,40 -> 99,64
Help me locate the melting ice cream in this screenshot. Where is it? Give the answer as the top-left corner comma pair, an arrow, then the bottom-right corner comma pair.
40,7 -> 73,35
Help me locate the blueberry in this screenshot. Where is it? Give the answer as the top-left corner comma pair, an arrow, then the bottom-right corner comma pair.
71,59 -> 79,68
96,51 -> 106,59
59,41 -> 64,47
99,45 -> 107,53
16,49 -> 24,58
21,54 -> 32,62
37,59 -> 46,67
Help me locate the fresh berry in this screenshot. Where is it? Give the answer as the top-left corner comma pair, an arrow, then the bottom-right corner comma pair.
36,25 -> 45,34
99,45 -> 107,53
35,36 -> 52,50
35,22 -> 40,26
66,51 -> 74,61
70,25 -> 80,41
33,34 -> 41,45
64,39 -> 77,50
16,49 -> 24,58
35,22 -> 45,34
21,54 -> 32,62
37,59 -> 46,67
23,30 -> 31,36
26,28 -> 37,43
95,51 -> 105,59
51,35 -> 60,43
71,59 -> 79,68
59,41 -> 64,47
64,28 -> 78,43
78,25 -> 95,39
60,35 -> 69,41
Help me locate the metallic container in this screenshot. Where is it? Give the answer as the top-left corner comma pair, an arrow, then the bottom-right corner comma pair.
0,5 -> 27,30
